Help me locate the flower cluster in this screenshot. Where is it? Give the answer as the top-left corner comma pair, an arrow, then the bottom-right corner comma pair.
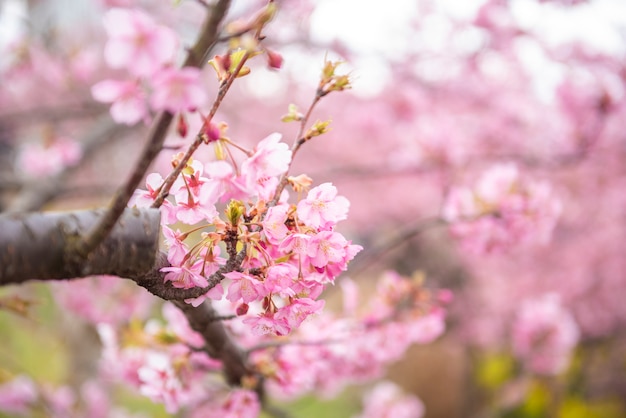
133,132 -> 361,336
96,303 -> 256,415
16,136 -> 82,178
511,293 -> 580,375
0,375 -> 145,418
92,8 -> 206,124
248,272 -> 448,398
443,163 -> 562,253
355,381 -> 425,418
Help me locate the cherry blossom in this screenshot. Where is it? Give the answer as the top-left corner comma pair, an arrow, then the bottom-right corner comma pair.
225,271 -> 267,303
150,67 -> 208,113
356,381 -> 425,418
102,8 -> 178,76
511,293 -> 580,375
443,163 -> 562,253
91,79 -> 147,125
137,352 -> 185,413
17,137 -> 82,178
161,261 -> 208,289
0,376 -> 37,415
297,182 -> 349,229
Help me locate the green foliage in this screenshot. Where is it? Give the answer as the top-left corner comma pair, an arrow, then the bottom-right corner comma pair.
262,389 -> 362,418
476,351 -> 516,390
0,284 -> 68,384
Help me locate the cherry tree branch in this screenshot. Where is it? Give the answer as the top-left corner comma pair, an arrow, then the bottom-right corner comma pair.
73,0 -> 232,259
0,208 -> 160,285
151,40 -> 255,209
172,299 -> 254,387
0,102 -> 106,127
348,216 -> 447,276
6,114 -> 131,213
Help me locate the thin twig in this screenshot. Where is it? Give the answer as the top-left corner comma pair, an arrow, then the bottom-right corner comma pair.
269,93 -> 322,207
151,39 -> 254,209
73,0 -> 232,258
6,114 -> 131,212
348,216 -> 447,276
245,337 -> 342,356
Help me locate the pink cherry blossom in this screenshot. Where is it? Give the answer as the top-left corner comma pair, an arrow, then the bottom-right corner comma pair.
137,352 -> 184,413
17,137 -> 82,178
150,67 -> 208,113
204,160 -> 238,201
306,230 -> 348,268
243,313 -> 291,336
278,233 -> 311,256
219,389 -> 261,418
52,275 -> 154,325
130,172 -> 164,207
225,271 -> 267,303
91,79 -> 147,125
161,303 -> 205,348
262,204 -> 290,245
0,375 -> 37,415
103,8 -> 178,76
241,133 -> 292,195
356,381 -> 425,418
161,262 -> 208,289
275,298 -> 325,328
184,283 -> 224,307
264,263 -> 298,296
297,182 -> 349,229
512,293 -> 580,375
173,181 -> 220,225
443,163 -> 562,253
161,226 -> 189,266
130,172 -> 177,224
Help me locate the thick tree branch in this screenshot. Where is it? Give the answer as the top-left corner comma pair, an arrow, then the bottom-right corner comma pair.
172,299 -> 253,387
0,208 -> 160,285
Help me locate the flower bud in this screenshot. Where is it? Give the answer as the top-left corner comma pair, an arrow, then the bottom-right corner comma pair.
266,48 -> 283,70
205,121 -> 221,142
176,113 -> 188,138
236,303 -> 250,316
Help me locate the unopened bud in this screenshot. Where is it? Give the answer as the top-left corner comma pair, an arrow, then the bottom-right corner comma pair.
281,103 -> 303,123
176,113 -> 188,138
305,119 -> 332,139
226,200 -> 245,225
288,174 -> 313,192
266,48 -> 283,70
209,54 -> 231,82
205,121 -> 221,142
236,303 -> 250,316
171,151 -> 185,168
250,2 -> 277,29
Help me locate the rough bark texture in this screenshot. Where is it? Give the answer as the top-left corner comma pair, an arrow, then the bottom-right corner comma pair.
0,207 -> 160,285
173,300 -> 253,387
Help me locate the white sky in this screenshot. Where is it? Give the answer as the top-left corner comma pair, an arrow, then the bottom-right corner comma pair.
3,0 -> 626,97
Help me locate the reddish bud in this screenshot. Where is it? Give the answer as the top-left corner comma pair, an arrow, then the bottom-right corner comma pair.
236,303 -> 249,316
266,48 -> 283,70
204,121 -> 221,142
176,113 -> 188,138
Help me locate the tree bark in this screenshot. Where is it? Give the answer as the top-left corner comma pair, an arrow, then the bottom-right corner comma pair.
0,207 -> 160,285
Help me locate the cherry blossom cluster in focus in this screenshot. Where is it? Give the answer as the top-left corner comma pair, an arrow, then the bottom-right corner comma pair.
132,133 -> 362,337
